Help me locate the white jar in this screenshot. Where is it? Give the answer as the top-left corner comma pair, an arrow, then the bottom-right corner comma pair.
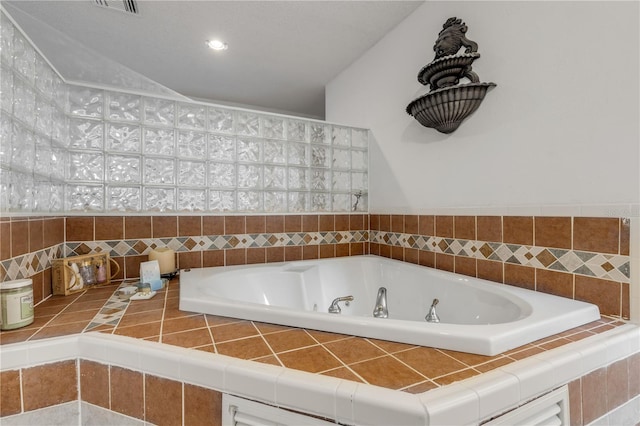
0,278 -> 34,330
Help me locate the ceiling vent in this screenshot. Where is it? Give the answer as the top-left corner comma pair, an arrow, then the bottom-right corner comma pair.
94,0 -> 138,15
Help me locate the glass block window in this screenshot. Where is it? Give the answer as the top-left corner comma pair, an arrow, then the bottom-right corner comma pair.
0,8 -> 369,214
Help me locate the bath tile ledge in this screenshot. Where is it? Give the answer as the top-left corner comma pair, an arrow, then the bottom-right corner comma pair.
1,325 -> 639,426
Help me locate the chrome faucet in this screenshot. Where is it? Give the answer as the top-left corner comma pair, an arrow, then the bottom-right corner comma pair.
425,298 -> 440,323
372,287 -> 388,318
328,295 -> 354,314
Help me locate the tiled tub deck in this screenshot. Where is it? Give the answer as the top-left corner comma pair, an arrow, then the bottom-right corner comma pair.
0,278 -> 627,392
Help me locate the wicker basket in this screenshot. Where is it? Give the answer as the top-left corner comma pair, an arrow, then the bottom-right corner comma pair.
52,253 -> 120,296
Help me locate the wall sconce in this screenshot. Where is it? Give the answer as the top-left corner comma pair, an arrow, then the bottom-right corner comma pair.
406,17 -> 496,134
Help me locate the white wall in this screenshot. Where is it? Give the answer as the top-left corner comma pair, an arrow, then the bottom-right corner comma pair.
326,1 -> 640,215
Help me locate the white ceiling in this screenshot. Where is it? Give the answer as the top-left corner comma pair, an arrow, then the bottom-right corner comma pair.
4,0 -> 424,119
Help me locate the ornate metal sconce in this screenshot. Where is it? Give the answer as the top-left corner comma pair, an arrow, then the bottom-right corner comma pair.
406,17 -> 496,134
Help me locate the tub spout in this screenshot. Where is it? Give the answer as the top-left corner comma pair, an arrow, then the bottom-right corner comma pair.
328,295 -> 354,314
425,298 -> 440,323
373,287 -> 388,318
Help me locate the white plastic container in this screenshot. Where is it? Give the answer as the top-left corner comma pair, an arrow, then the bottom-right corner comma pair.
0,278 -> 34,330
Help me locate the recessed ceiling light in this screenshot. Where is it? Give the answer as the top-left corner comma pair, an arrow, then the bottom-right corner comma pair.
206,40 -> 228,51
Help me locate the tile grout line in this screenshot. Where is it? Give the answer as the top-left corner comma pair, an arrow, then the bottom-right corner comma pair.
252,321 -> 285,367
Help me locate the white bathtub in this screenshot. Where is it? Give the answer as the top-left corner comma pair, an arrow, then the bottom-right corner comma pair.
179,255 -> 600,355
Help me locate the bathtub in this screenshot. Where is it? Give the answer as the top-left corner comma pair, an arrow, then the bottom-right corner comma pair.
179,255 -> 600,355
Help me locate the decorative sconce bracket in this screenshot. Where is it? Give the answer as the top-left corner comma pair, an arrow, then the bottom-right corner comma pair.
406,17 -> 496,134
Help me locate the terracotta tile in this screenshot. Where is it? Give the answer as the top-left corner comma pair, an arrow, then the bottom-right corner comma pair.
536,269 -> 573,298
321,367 -> 365,383
350,214 -> 365,231
620,218 -> 630,255
565,330 -> 596,342
539,337 -> 572,350
203,250 -> 224,267
202,215 -> 224,235
369,242 -> 380,255
153,216 -> 178,238
369,214 -> 379,231
306,329 -> 351,344
503,216 -> 533,245
391,215 -> 404,232
477,216 -> 502,242
210,321 -> 258,343
454,256 -> 476,277
629,353 -> 640,397
206,315 -> 243,327
324,338 -> 385,364
535,216 -> 571,249
318,214 -> 334,231
302,214 -> 319,232
419,250 -> 435,268
29,219 -> 44,252
266,247 -> 284,263
177,251 -> 201,269
246,247 -> 266,264
403,381 -> 439,394
145,375 -> 183,426
278,345 -> 342,373
334,214 -> 349,231
162,328 -> 214,348
435,216 -> 453,238
184,384 -> 222,426
253,322 -> 292,334
404,248 -> 419,265
11,220 -> 29,257
419,215 -> 434,236
225,248 -> 246,266
404,215 -> 419,234
0,370 -> 21,416
217,336 -> 274,359
124,255 -> 146,279
265,215 -> 284,233
607,358 -> 629,411
110,366 -> 144,419
582,367 -> 608,424
368,339 -> 418,354
43,218 -> 63,248
622,283 -> 630,320
118,309 -> 164,327
434,368 -> 480,385
48,309 -> 100,326
0,222 -> 10,260
477,259 -> 503,284
284,246 -> 302,261
335,243 -> 348,257
391,246 -> 403,261
224,216 -> 245,234
179,216 -> 202,236
504,263 -> 535,290
379,214 -> 390,232
31,271 -> 43,304
508,346 -> 545,360
454,216 -> 475,240
254,355 -> 282,366
115,321 -> 162,339
125,297 -> 166,314
163,315 -> 207,334
30,321 -> 87,340
378,244 -> 390,258
568,379 -> 582,426
573,217 -> 620,254
350,356 -> 424,389
284,215 -> 302,232
575,275 -> 621,317
438,349 -> 497,367
394,347 -> 466,378
263,329 -> 317,353
0,328 -> 37,345
435,253 -> 454,272
303,245 -> 319,260
23,360 -> 77,411
66,217 -> 94,242
93,216 -> 123,241
124,216 -> 151,239
246,215 -> 266,233
474,357 -> 514,373
350,242 -> 365,256
80,360 -> 109,409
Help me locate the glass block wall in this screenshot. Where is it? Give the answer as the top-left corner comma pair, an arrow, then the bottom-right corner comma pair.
0,10 -> 368,214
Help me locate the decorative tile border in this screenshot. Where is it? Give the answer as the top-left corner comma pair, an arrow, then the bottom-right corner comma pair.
0,227 -> 630,285
371,231 -> 630,283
